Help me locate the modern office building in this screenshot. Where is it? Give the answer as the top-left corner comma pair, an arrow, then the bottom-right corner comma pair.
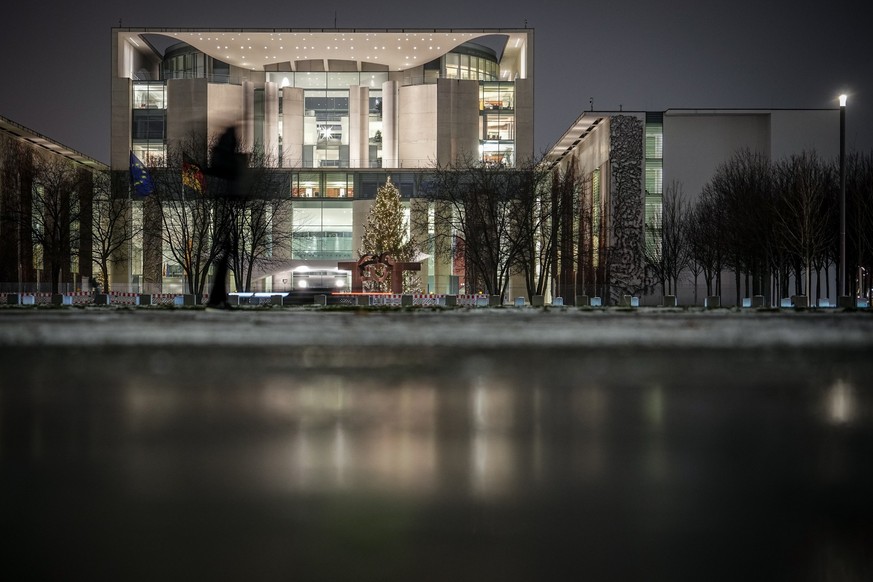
544,108 -> 840,305
0,115 -> 108,293
110,27 -> 534,294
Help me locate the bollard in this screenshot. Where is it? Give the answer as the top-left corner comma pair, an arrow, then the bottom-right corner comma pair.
488,295 -> 502,307
444,295 -> 458,307
401,295 -> 413,307
356,295 -> 370,307
531,295 -> 544,307
514,297 -> 525,307
752,295 -> 765,308
139,294 -> 153,306
314,294 -> 328,306
94,293 -> 111,305
837,296 -> 857,308
663,295 -> 677,307
552,297 -> 564,307
51,294 -> 72,306
705,296 -> 721,309
619,295 -> 632,307
591,297 -> 602,307
576,295 -> 590,307
791,295 -> 809,308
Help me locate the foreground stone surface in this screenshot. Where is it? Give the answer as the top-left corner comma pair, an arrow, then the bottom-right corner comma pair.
2,310 -> 872,580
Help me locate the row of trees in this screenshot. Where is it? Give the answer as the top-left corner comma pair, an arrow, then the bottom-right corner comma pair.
146,139 -> 293,295
646,149 -> 873,305
0,137 -> 136,294
5,128 -> 871,303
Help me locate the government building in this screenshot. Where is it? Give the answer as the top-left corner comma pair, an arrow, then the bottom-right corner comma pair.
110,27 -> 534,295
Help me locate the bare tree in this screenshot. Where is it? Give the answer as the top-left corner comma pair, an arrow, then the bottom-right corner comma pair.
28,155 -> 84,293
225,150 -> 294,292
845,151 -> 873,300
703,149 -> 772,304
150,140 -> 221,296
686,189 -> 725,298
644,181 -> 691,300
421,157 -> 547,299
772,151 -> 835,298
91,171 -> 140,292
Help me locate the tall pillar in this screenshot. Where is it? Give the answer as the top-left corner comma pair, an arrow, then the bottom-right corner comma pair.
241,81 -> 255,151
433,200 -> 452,293
264,81 -> 279,165
349,86 -> 369,168
382,80 -> 399,168
282,87 -> 304,168
410,198 -> 429,289
353,199 -> 374,257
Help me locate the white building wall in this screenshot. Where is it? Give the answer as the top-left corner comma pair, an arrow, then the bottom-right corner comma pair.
206,84 -> 243,144
436,79 -> 479,166
282,87 -> 304,168
398,84 -> 438,167
264,82 -> 279,163
382,80 -> 399,168
348,85 -> 369,168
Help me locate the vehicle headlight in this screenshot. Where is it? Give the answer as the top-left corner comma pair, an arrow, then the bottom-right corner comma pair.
297,279 -> 308,288
335,278 -> 346,288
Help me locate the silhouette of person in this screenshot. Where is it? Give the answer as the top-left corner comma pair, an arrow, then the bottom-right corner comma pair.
206,126 -> 246,310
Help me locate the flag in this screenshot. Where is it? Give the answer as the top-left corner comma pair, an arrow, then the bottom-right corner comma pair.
129,151 -> 154,196
182,156 -> 206,194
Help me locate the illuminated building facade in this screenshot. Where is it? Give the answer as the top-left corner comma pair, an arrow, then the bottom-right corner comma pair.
110,28 -> 534,293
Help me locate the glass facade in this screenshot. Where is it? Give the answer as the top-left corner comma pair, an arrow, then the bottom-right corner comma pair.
645,113 -> 664,254
444,52 -> 498,81
291,201 -> 354,260
268,72 -> 386,169
131,81 -> 167,164
480,83 -> 515,167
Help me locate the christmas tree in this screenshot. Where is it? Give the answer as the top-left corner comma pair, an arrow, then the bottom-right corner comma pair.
360,176 -> 418,292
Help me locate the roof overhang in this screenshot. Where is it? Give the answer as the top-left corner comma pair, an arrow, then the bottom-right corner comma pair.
117,28 -> 530,73
0,115 -> 107,170
543,113 -> 606,170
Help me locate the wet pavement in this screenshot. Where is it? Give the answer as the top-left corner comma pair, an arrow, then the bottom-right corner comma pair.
2,309 -> 873,580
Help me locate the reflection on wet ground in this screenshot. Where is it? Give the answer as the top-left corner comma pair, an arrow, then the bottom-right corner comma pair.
3,343 -> 873,581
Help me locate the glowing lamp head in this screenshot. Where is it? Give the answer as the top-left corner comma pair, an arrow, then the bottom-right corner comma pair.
839,94 -> 848,107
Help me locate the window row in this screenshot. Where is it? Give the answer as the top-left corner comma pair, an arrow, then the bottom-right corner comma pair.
267,72 -> 389,90
445,53 -> 498,81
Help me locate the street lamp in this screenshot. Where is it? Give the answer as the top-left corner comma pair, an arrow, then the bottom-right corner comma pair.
839,94 -> 847,299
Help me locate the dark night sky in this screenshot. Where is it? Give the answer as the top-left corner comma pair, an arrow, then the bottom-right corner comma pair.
2,0 -> 870,163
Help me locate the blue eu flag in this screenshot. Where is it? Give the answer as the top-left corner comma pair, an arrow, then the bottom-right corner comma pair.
129,151 -> 155,196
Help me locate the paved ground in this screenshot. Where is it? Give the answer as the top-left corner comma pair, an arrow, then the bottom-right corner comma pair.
2,308 -> 873,580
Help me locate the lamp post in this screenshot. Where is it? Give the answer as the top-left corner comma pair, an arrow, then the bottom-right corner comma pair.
839,94 -> 847,299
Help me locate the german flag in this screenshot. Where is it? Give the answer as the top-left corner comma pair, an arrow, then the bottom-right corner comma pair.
182,156 -> 206,194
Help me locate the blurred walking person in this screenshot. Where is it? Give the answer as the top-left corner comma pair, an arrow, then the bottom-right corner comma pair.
206,125 -> 246,310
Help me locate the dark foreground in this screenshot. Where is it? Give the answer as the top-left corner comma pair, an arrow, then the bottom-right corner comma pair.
2,311 -> 873,581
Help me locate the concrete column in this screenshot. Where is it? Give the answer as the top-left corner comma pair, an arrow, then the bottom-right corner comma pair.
381,80 -> 399,168
349,86 -> 369,168
410,198 -> 429,289
241,81 -> 255,151
433,200 -> 452,294
109,198 -> 132,291
282,87 -> 304,168
353,199 -> 374,257
264,82 -> 279,165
